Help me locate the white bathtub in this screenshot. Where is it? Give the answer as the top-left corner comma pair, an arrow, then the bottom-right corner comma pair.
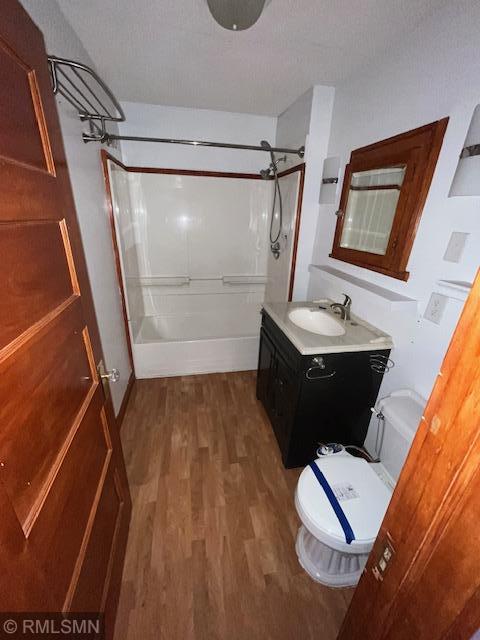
130,307 -> 262,378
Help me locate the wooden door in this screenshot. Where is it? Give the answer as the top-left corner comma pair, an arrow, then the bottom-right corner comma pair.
0,0 -> 131,632
338,269 -> 480,640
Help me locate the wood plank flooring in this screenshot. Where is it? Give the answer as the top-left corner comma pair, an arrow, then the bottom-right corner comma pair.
114,371 -> 353,640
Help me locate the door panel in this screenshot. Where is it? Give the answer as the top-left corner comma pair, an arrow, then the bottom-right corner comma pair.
0,221 -> 77,348
0,301 -> 95,528
70,468 -> 125,612
0,39 -> 54,174
30,394 -> 112,607
0,0 -> 131,632
0,31 -> 61,222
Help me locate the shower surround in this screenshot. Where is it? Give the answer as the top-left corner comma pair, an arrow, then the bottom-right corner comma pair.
107,159 -> 303,377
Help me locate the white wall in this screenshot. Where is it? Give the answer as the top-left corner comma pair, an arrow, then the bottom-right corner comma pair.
118,102 -> 277,174
276,90 -> 313,171
276,86 -> 335,300
308,0 -> 480,457
21,0 -> 132,415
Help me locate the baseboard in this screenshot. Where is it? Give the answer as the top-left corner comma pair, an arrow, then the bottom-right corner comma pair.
116,371 -> 135,431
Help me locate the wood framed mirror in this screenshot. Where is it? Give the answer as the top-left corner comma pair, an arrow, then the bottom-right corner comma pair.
330,118 -> 448,281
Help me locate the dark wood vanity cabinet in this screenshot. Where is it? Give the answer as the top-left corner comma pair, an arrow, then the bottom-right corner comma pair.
256,311 -> 390,468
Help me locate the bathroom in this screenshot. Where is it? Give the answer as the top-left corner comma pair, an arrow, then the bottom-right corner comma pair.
1,0 -> 479,638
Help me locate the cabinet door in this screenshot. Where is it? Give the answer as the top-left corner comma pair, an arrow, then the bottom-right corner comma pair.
271,349 -> 298,459
287,357 -> 340,467
256,329 -> 276,419
333,350 -> 388,445
295,351 -> 388,454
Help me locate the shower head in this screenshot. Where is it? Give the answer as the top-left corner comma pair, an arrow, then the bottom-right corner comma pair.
261,139 -> 276,166
259,154 -> 287,179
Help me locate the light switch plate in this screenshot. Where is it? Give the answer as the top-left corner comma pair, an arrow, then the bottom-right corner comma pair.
443,232 -> 469,263
424,293 -> 448,324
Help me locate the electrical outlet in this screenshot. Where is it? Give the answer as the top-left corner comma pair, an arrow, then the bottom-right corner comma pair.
424,293 -> 448,325
443,231 -> 469,263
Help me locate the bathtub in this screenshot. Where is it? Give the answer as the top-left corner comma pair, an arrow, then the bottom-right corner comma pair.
130,305 -> 262,378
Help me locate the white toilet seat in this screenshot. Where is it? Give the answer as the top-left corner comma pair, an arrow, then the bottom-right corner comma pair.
295,455 -> 392,554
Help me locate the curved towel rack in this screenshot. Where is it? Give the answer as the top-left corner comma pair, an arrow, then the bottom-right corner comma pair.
47,55 -> 125,143
369,354 -> 395,374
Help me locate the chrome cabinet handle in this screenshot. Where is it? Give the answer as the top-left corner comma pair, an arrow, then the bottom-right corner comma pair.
306,368 -> 336,381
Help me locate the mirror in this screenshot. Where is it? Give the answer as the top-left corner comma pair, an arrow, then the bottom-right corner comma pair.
340,166 -> 406,255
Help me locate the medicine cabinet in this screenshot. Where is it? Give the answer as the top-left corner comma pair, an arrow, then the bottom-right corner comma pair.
330,118 -> 448,280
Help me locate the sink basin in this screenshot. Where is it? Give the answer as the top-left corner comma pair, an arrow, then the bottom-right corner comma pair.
288,308 -> 346,336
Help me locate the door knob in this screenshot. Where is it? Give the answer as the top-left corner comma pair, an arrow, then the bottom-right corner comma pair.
100,368 -> 120,383
97,360 -> 119,399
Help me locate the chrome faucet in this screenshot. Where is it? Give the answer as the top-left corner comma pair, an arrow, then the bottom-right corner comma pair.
330,294 -> 352,321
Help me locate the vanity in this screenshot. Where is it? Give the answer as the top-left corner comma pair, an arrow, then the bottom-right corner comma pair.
256,300 -> 393,468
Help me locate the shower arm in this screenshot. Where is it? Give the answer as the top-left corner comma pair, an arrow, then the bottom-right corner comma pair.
103,133 -> 305,158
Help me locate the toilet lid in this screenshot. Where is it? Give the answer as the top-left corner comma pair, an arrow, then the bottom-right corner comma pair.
297,456 -> 392,545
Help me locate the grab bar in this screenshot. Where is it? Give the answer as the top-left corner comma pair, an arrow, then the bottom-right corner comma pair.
223,275 -> 267,285
127,276 -> 190,286
126,275 -> 267,286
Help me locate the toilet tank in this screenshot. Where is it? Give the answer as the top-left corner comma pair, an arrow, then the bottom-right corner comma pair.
377,389 -> 426,482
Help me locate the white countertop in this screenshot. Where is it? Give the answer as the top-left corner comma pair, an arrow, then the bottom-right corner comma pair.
262,300 -> 393,355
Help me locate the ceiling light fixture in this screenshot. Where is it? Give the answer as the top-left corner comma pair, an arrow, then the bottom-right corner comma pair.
206,0 -> 269,31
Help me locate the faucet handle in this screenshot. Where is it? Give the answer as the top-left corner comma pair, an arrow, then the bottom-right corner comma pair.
342,294 -> 352,307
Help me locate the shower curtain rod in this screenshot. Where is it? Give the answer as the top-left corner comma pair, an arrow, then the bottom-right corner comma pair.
46,56 -> 302,156
104,133 -> 305,158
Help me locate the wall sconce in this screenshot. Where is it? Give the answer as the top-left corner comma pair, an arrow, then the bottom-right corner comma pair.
319,156 -> 342,205
449,104 -> 480,197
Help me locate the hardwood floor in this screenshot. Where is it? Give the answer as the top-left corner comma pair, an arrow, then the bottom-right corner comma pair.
114,371 -> 353,639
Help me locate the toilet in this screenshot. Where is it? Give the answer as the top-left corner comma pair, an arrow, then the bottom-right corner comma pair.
294,389 -> 426,587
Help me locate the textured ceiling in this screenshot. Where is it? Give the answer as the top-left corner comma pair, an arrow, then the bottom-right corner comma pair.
57,0 -> 447,116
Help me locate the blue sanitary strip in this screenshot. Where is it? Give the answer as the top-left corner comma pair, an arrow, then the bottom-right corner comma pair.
308,461 -> 355,545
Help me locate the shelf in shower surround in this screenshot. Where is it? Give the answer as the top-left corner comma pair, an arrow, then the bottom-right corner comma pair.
308,265 -> 418,314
